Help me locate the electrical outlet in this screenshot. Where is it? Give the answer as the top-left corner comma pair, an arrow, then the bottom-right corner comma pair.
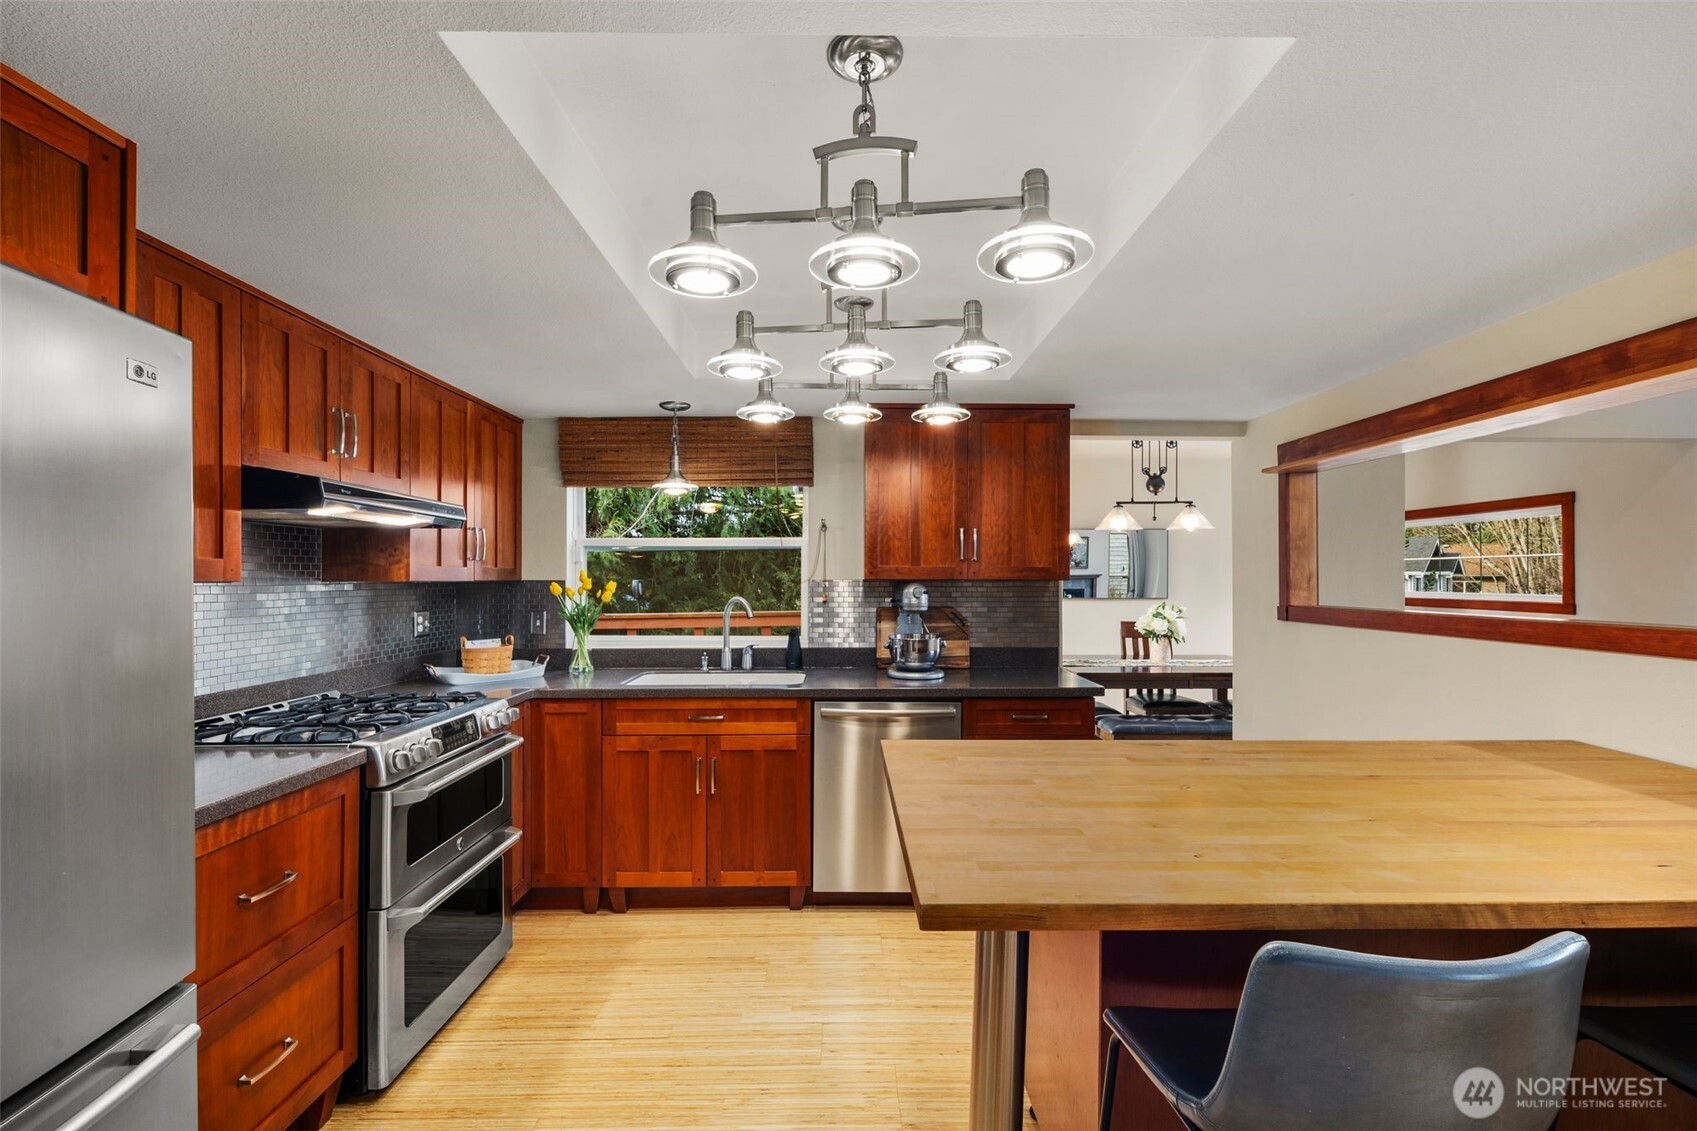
530,610 -> 548,634
412,611 -> 431,638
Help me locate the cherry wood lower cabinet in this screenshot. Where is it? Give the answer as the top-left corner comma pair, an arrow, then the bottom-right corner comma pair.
961,697 -> 1096,739
521,700 -> 604,913
599,699 -> 811,911
193,771 -> 360,1131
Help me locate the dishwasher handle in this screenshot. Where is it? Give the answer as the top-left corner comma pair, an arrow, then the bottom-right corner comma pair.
818,705 -> 960,721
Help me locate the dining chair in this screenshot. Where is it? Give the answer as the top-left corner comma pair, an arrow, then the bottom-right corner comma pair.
1099,931 -> 1590,1131
1117,621 -> 1210,716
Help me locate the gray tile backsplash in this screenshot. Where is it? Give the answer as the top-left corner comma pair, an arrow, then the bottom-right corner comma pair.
806,579 -> 1060,649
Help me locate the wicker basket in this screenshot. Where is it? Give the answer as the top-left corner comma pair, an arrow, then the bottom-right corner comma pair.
461,635 -> 515,674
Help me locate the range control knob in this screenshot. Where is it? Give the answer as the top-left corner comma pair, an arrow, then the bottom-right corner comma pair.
426,738 -> 445,758
411,741 -> 431,764
503,708 -> 521,727
389,750 -> 408,772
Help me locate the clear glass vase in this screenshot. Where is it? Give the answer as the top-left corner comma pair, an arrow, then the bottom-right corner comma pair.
568,625 -> 594,676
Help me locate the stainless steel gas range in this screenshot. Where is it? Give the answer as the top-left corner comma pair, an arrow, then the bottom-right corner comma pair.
193,690 -> 523,1090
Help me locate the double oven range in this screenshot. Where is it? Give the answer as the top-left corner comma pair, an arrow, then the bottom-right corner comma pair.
194,690 -> 523,1090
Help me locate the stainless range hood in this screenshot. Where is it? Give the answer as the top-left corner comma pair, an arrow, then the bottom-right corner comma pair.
242,467 -> 466,529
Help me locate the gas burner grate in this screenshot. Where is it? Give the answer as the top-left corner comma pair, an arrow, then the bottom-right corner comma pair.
194,690 -> 491,747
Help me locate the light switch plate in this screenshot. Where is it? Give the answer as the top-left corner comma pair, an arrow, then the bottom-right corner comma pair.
413,611 -> 431,637
530,610 -> 548,634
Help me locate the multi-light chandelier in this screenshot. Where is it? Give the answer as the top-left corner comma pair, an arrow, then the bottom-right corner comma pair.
1097,440 -> 1215,533
648,35 -> 1095,426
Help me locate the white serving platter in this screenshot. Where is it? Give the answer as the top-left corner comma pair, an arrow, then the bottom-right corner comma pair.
424,656 -> 551,686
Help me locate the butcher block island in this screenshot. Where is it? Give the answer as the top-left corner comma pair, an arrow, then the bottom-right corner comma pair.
881,739 -> 1697,1131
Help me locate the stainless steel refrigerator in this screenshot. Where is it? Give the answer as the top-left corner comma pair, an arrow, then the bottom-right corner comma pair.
1,266 -> 200,1130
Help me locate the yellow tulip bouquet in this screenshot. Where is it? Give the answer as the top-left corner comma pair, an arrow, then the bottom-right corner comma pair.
550,572 -> 618,675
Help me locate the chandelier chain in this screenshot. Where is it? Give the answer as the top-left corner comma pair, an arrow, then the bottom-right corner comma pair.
852,53 -> 877,136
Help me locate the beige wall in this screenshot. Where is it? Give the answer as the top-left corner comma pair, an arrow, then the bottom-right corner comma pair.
1231,246 -> 1697,765
1316,455 -> 1407,610
1064,438 -> 1233,657
806,419 -> 867,581
521,417 -> 570,580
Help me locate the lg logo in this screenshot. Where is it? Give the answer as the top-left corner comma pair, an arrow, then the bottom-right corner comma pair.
1454,1067 -> 1505,1118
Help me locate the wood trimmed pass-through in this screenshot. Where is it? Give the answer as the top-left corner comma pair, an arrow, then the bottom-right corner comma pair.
1268,318 -> 1697,660
1403,491 -> 1576,616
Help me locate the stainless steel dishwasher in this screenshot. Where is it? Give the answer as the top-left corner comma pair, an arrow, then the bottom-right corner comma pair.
813,700 -> 962,893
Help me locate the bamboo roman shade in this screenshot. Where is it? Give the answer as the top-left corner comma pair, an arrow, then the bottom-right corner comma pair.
557,416 -> 813,487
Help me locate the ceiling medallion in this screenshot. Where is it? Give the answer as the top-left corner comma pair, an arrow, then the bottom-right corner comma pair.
649,35 -> 1095,424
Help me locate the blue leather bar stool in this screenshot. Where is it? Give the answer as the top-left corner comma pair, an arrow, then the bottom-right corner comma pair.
1578,1006 -> 1696,1096
1099,931 -> 1590,1131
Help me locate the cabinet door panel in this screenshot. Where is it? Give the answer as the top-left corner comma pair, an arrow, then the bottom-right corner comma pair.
864,414 -> 970,579
337,343 -> 410,491
1,74 -> 130,308
968,408 -> 1070,579
406,375 -> 473,580
241,296 -> 340,476
472,408 -> 521,580
601,736 -> 705,889
137,242 -> 242,581
526,701 -> 602,890
706,735 -> 810,888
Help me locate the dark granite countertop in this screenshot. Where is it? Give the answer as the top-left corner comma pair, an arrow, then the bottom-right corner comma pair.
194,746 -> 366,828
193,662 -> 1100,825
369,664 -> 1103,703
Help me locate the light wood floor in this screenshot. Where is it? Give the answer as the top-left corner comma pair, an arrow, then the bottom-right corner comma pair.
330,906 -> 1039,1131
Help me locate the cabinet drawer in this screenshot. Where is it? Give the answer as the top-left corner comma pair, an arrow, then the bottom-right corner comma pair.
962,698 -> 1096,739
198,915 -> 357,1131
603,698 -> 810,736
194,772 -> 359,1013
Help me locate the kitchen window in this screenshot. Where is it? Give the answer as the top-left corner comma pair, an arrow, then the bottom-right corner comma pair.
1403,492 -> 1575,615
572,486 -> 805,638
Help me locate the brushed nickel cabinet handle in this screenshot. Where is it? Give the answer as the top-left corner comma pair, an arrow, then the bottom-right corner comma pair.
347,412 -> 359,460
710,756 -> 717,796
688,714 -> 726,722
694,756 -> 703,796
236,1036 -> 298,1087
958,528 -> 965,560
1010,713 -> 1050,722
237,870 -> 298,905
972,528 -> 979,561
329,407 -> 345,456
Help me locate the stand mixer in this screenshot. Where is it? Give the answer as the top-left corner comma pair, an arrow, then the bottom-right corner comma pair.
885,582 -> 947,680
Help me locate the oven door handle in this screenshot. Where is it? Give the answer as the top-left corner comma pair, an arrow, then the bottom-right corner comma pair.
386,826 -> 522,933
387,734 -> 523,806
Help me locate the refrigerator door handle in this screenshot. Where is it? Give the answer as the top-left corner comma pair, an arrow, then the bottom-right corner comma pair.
56,1022 -> 201,1131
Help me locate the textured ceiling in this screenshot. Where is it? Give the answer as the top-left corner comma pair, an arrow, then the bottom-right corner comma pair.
1,2 -> 1693,422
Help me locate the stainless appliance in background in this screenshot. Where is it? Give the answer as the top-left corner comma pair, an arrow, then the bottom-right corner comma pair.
884,582 -> 947,681
1,266 -> 200,1130
192,689 -> 524,1091
813,701 -> 962,893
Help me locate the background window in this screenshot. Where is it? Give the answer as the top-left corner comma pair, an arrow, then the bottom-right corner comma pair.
581,486 -> 804,636
1403,492 -> 1575,615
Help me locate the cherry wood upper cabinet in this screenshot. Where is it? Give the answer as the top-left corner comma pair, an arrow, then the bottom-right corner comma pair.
864,406 -> 1071,580
864,411 -> 973,579
406,375 -> 474,581
525,700 -> 602,911
471,406 -> 522,581
242,295 -> 341,476
336,342 -> 410,492
966,407 -> 1070,579
601,735 -> 706,890
705,734 -> 810,889
1,65 -> 136,310
136,239 -> 243,582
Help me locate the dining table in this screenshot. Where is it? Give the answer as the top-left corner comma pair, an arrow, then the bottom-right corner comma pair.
881,738 -> 1697,1131
1060,653 -> 1233,702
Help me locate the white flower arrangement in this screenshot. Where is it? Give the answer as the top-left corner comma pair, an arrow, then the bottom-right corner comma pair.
1134,600 -> 1187,644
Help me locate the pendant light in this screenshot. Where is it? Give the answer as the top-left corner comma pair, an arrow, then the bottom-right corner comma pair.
822,377 -> 882,425
708,310 -> 782,380
648,191 -> 757,298
808,179 -> 919,290
911,372 -> 970,426
651,401 -> 698,497
819,296 -> 894,379
1095,504 -> 1141,532
735,378 -> 795,425
933,300 -> 1012,374
978,169 -> 1095,284
1167,503 -> 1214,532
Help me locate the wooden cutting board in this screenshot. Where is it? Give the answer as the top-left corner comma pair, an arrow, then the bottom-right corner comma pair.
874,605 -> 971,669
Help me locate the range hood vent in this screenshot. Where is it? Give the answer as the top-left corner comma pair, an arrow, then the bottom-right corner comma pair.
241,467 -> 466,530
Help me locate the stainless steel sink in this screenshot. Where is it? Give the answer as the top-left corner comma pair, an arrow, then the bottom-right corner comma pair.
621,670 -> 807,688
